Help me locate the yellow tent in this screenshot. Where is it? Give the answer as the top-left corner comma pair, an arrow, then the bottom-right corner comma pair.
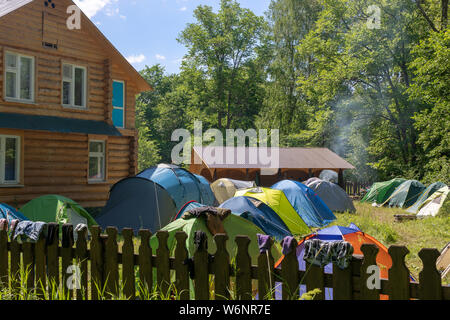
234,187 -> 310,235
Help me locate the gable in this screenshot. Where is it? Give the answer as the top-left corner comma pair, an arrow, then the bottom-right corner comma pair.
0,0 -> 150,92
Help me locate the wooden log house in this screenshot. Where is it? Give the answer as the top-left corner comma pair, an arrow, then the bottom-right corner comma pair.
0,0 -> 152,208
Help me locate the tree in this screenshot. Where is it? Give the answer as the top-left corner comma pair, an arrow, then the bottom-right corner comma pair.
177,0 -> 267,131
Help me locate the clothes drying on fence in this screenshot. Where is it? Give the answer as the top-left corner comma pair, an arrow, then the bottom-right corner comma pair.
13,221 -> 47,243
183,206 -> 231,236
0,219 -> 7,231
303,239 -> 353,270
281,236 -> 296,255
257,234 -> 272,254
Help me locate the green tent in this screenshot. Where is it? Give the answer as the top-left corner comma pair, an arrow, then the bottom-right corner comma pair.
406,182 -> 447,214
234,187 -> 311,235
20,195 -> 97,227
150,213 -> 281,299
383,180 -> 426,208
150,213 -> 281,265
361,178 -> 406,204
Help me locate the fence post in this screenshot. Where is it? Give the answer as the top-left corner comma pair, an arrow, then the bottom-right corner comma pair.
360,244 -> 380,300
418,248 -> 442,300
122,228 -> 135,300
193,233 -> 210,300
90,226 -> 104,300
388,245 -> 410,300
281,239 -> 299,300
138,229 -> 153,297
213,234 -> 230,300
333,261 -> 353,300
35,231 -> 47,299
174,231 -> 190,300
304,262 -> 325,300
10,234 -> 21,292
156,231 -> 170,298
0,223 -> 8,289
47,222 -> 59,298
75,227 -> 88,300
105,227 -> 119,299
61,224 -> 74,299
257,238 -> 274,300
22,241 -> 35,294
235,236 -> 252,300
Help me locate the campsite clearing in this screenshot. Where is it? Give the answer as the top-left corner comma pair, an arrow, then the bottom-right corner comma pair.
331,202 -> 450,284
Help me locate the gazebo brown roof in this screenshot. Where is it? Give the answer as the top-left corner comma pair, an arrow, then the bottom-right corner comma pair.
190,147 -> 355,187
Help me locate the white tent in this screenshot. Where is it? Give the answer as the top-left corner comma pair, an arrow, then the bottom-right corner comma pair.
417,186 -> 449,218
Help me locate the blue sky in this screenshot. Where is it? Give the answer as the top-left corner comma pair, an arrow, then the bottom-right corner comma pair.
74,0 -> 271,74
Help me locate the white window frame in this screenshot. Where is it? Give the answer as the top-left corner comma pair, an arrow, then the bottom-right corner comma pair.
112,80 -> 125,129
0,135 -> 21,185
62,63 -> 87,109
88,140 -> 106,182
4,52 -> 35,103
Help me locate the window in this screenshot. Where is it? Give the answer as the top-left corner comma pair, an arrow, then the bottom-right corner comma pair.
89,141 -> 105,182
62,64 -> 86,108
112,80 -> 125,128
0,135 -> 20,184
5,52 -> 34,102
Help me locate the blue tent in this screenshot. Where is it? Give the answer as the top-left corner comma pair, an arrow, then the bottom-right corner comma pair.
0,203 -> 29,223
271,180 -> 336,228
137,164 -> 217,211
219,196 -> 292,241
96,177 -> 177,233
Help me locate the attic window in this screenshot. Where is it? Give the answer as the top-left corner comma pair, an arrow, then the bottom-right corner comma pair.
42,11 -> 59,48
44,0 -> 56,9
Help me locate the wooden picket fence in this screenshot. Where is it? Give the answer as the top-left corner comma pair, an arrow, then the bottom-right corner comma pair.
345,181 -> 372,197
0,223 -> 449,300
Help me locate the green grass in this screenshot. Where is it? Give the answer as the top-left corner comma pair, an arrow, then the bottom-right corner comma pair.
331,202 -> 450,284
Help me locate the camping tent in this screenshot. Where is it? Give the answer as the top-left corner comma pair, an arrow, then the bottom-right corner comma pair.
271,180 -> 336,228
234,187 -> 311,235
437,242 -> 450,279
150,211 -> 281,265
303,177 -> 321,186
211,178 -> 256,204
417,186 -> 449,218
383,180 -> 426,208
137,164 -> 216,211
219,196 -> 292,241
304,179 -> 356,213
20,195 -> 97,226
406,182 -> 447,214
273,224 -> 400,300
0,203 -> 29,223
361,178 -> 406,204
150,210 -> 281,298
96,177 -> 177,233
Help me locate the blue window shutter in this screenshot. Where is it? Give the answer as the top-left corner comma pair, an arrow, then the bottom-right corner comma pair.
112,81 -> 124,108
112,108 -> 124,128
112,81 -> 124,128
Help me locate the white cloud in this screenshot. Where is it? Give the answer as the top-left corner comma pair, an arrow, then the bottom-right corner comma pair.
127,54 -> 146,64
180,6 -> 187,11
74,0 -> 115,18
155,54 -> 166,61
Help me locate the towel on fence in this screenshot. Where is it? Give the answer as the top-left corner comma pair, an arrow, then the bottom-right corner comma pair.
13,221 -> 47,244
0,219 -> 8,231
257,234 -> 271,254
183,206 -> 230,236
281,236 -> 297,255
9,219 -> 19,238
304,239 -> 354,269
